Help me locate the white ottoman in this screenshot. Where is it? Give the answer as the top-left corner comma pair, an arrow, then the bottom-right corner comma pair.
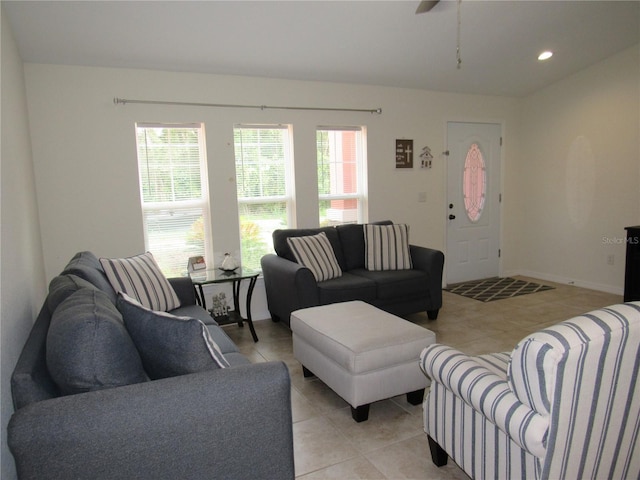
290,301 -> 436,422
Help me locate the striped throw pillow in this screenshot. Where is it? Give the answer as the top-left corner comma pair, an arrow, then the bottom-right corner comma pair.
287,232 -> 342,282
100,252 -> 180,312
365,224 -> 413,271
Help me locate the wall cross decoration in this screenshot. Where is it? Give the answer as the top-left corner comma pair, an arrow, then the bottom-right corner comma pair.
396,139 -> 414,168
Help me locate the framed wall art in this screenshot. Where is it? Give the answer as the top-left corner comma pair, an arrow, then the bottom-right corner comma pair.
395,139 -> 413,168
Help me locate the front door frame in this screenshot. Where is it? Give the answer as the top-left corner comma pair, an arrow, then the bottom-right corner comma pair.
443,119 -> 505,287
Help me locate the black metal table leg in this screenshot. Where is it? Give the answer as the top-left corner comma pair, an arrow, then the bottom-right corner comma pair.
244,276 -> 259,342
232,279 -> 243,327
195,284 -> 206,309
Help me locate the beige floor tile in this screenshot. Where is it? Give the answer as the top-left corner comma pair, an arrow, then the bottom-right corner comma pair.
454,334 -> 518,356
325,400 -> 424,454
298,457 -> 386,479
389,392 -> 425,416
294,376 -> 351,414
365,435 -> 470,480
291,386 -> 321,424
254,336 -> 298,362
293,416 -> 359,477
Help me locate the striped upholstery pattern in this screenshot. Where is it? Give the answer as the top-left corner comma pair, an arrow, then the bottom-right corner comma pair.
286,232 -> 342,282
420,302 -> 640,480
364,223 -> 413,271
100,252 -> 180,312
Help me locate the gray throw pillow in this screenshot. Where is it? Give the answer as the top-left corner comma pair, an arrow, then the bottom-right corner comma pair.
47,288 -> 148,395
61,251 -> 118,303
47,274 -> 98,313
117,293 -> 230,380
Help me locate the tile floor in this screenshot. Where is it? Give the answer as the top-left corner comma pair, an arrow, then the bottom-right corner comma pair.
222,277 -> 623,479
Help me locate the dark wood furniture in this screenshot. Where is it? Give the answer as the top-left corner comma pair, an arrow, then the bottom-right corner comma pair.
624,226 -> 640,302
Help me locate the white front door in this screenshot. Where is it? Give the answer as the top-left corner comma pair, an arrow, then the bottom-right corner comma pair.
446,122 -> 502,285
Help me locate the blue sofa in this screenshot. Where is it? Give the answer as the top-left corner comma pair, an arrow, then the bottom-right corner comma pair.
261,221 -> 444,326
8,252 -> 294,480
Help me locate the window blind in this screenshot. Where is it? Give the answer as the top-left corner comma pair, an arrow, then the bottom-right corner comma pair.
234,125 -> 293,270
135,123 -> 212,276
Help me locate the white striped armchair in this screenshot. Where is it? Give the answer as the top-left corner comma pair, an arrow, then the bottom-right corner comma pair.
419,302 -> 640,480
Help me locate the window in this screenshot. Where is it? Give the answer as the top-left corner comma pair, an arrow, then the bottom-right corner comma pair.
234,125 -> 294,270
463,142 -> 486,222
135,123 -> 212,276
317,127 -> 367,226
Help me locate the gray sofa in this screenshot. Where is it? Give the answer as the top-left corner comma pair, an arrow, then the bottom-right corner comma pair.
8,251 -> 294,480
261,221 -> 444,326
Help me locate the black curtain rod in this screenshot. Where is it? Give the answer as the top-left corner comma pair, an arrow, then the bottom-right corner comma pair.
113,97 -> 382,115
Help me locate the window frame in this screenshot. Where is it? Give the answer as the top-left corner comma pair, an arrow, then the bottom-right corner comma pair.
316,125 -> 368,226
135,122 -> 213,276
233,124 -> 295,269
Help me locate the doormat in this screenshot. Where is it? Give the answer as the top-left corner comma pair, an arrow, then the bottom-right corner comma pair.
446,277 -> 554,302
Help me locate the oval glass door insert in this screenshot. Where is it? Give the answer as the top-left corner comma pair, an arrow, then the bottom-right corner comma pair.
463,143 -> 486,222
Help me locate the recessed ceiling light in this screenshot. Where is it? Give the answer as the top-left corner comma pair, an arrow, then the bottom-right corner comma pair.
538,51 -> 553,61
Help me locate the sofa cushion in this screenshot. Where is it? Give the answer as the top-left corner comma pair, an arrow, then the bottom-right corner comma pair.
287,232 -> 343,281
46,288 -> 148,395
335,224 -> 366,270
336,220 -> 392,271
351,268 -> 429,300
171,304 -> 218,326
273,227 -> 346,271
100,252 -> 180,312
47,274 -> 99,313
62,251 -> 117,304
364,224 -> 413,271
317,272 -> 377,305
117,293 -> 229,379
206,324 -> 241,355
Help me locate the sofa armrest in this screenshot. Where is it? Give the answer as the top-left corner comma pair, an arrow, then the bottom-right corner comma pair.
261,254 -> 319,324
420,345 -> 547,457
168,276 -> 197,306
8,361 -> 294,480
410,245 -> 444,309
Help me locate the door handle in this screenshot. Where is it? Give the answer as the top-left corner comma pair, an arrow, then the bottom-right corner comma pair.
449,214 -> 456,220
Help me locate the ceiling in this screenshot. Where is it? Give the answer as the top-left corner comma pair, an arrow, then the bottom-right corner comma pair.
3,0 -> 639,97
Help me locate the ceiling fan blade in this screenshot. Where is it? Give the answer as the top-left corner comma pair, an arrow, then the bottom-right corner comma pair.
415,0 -> 440,14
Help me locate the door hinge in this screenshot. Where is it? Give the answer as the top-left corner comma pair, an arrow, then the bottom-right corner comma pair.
500,137 -> 503,146
499,193 -> 502,203
498,249 -> 501,258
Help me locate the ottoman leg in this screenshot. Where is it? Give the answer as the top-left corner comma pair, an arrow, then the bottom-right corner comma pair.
406,388 -> 425,405
351,404 -> 370,422
302,366 -> 315,378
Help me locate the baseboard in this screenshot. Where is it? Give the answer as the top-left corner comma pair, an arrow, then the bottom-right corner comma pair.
504,269 -> 624,296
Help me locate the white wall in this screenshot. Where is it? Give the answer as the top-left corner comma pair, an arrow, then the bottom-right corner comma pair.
23,63 -> 522,306
517,45 -> 640,293
1,8 -> 47,479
